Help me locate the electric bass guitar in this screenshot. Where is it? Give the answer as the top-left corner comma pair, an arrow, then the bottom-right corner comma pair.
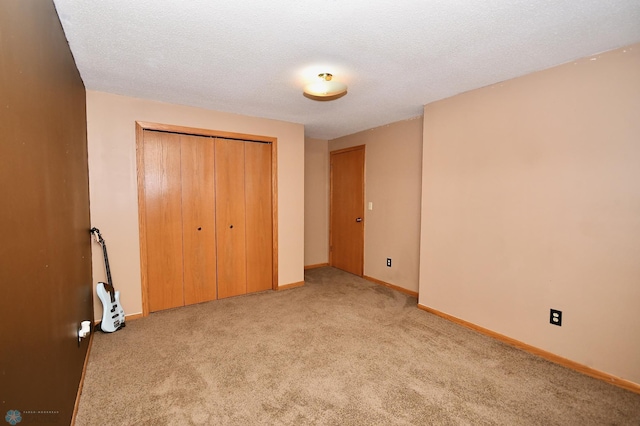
90,227 -> 126,332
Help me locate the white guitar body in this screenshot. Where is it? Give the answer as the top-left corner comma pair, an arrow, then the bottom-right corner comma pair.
97,282 -> 126,332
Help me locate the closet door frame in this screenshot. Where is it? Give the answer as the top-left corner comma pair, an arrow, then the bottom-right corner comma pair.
135,121 -> 278,317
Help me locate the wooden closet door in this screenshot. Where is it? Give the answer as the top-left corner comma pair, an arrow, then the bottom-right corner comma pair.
215,138 -> 247,299
143,131 -> 184,311
180,134 -> 217,304
245,142 -> 272,293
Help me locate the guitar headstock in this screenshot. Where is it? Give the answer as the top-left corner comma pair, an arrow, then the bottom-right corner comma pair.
90,227 -> 104,245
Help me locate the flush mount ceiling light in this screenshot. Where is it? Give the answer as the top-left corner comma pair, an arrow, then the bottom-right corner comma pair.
303,73 -> 348,101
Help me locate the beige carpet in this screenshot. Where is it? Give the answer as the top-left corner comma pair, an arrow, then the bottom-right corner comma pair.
76,267 -> 640,425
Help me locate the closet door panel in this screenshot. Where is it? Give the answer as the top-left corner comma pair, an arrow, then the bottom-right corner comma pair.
181,135 -> 217,305
215,138 -> 247,299
245,142 -> 272,293
143,131 -> 184,312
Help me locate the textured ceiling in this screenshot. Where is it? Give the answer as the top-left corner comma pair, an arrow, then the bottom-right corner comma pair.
53,0 -> 640,140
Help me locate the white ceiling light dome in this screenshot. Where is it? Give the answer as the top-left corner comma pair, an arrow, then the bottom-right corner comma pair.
303,73 -> 347,101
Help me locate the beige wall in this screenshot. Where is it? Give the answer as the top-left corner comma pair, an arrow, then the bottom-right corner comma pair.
329,117 -> 423,292
87,91 -> 305,319
304,138 -> 330,266
420,44 -> 640,384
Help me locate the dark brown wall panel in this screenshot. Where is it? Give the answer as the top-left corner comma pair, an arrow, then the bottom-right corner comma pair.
0,1 -> 92,424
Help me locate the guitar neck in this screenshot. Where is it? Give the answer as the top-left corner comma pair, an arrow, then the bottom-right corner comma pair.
102,244 -> 116,303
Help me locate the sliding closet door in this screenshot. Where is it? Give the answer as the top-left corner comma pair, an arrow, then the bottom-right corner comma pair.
143,131 -> 184,312
215,138 -> 247,299
181,134 -> 217,304
245,142 -> 272,293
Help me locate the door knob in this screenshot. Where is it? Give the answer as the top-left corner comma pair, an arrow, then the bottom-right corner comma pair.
356,217 -> 362,222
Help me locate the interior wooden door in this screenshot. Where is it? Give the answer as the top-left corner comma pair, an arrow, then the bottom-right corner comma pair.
143,130 -> 185,311
215,138 -> 247,298
245,141 -> 273,293
330,146 -> 365,276
138,123 -> 277,313
180,134 -> 217,304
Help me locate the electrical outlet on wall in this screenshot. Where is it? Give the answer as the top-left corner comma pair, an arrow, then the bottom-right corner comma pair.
386,258 -> 392,267
550,309 -> 562,326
